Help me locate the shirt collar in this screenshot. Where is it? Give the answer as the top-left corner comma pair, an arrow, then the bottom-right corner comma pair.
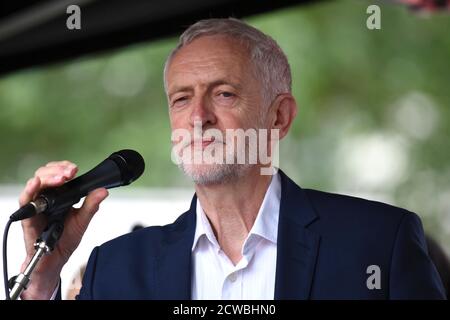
191,172 -> 281,252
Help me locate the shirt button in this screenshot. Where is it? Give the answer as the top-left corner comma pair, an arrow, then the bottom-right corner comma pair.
229,272 -> 238,282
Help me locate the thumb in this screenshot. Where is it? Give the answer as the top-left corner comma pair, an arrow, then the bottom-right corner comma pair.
73,188 -> 109,229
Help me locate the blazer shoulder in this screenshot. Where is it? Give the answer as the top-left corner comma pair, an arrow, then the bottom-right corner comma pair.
303,188 -> 414,226
300,188 -> 425,267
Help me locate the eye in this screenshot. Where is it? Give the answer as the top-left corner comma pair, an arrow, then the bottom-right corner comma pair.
219,92 -> 235,98
171,96 -> 188,108
214,91 -> 236,107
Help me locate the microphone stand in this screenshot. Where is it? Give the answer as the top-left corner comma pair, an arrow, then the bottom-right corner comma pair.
8,209 -> 69,300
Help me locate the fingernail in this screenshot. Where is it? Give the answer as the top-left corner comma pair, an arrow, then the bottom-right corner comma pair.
64,168 -> 72,175
54,175 -> 62,181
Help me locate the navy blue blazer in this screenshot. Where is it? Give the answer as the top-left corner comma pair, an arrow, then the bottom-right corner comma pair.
77,171 -> 445,299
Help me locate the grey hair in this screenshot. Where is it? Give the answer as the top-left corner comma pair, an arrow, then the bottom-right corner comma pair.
163,18 -> 292,107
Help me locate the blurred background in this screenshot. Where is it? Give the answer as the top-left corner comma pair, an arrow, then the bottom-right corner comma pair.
0,0 -> 449,298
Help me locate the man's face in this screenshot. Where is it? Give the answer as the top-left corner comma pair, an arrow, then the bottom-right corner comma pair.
166,35 -> 268,184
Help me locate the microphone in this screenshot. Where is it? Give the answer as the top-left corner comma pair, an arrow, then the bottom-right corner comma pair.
10,149 -> 145,221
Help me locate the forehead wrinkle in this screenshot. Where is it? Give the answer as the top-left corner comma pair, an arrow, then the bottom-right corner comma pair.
168,60 -> 244,95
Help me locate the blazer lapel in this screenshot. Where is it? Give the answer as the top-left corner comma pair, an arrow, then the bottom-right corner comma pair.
274,171 -> 321,300
155,196 -> 197,299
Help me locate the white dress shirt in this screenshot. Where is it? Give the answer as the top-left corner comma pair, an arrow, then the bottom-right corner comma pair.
191,173 -> 281,300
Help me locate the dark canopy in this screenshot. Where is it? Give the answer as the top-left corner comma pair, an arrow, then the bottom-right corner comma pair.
0,0 -> 316,76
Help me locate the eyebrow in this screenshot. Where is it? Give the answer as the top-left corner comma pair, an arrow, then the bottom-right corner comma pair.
168,79 -> 242,98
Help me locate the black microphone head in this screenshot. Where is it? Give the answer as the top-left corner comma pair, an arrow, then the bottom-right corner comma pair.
108,149 -> 145,185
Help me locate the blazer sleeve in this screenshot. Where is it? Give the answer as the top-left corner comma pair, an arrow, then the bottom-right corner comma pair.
76,246 -> 99,300
389,212 -> 446,299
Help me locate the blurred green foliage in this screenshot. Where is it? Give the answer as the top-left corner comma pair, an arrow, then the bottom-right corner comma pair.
1,0 -> 449,247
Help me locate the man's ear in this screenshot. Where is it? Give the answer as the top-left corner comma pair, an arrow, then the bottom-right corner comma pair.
270,94 -> 298,140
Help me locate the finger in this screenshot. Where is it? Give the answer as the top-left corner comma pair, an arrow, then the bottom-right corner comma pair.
45,160 -> 77,168
35,174 -> 70,189
75,188 -> 109,226
36,165 -> 79,189
35,165 -> 78,180
19,177 -> 41,206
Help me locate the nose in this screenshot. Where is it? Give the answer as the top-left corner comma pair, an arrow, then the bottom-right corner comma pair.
189,96 -> 216,128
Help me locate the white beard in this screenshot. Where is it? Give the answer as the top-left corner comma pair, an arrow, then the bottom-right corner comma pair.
178,161 -> 251,185
177,142 -> 252,185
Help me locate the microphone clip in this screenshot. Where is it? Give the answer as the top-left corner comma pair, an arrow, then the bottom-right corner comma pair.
8,208 -> 69,300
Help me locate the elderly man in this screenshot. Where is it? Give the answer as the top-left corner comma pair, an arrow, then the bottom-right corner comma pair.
18,18 -> 444,300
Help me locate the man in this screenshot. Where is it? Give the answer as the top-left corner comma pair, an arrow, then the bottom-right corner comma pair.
18,18 -> 445,299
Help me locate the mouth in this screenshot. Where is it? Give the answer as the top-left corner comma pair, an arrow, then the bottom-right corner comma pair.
191,138 -> 220,148
172,137 -> 225,151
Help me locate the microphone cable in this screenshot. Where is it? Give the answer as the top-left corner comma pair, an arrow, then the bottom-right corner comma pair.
3,219 -> 13,300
